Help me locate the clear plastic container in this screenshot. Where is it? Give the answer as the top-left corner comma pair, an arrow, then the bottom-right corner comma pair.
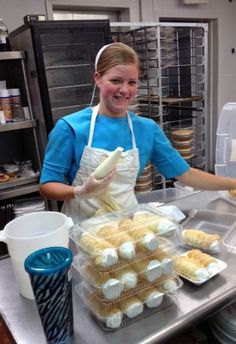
136,187 -> 194,204
72,243 -> 175,301
176,209 -> 236,254
69,204 -> 179,268
75,274 -> 182,331
215,102 -> 236,179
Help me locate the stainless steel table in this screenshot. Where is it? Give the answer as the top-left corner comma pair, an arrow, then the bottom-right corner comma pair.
1,191 -> 236,344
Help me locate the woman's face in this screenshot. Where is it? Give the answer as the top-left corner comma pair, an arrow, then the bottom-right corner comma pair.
95,64 -> 139,117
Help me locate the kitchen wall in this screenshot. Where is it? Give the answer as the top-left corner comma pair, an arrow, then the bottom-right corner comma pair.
1,0 -> 236,165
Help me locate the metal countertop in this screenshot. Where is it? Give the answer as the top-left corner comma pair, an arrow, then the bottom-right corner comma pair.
1,191 -> 236,344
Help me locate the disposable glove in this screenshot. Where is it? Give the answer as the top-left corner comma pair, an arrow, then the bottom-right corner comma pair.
74,169 -> 115,199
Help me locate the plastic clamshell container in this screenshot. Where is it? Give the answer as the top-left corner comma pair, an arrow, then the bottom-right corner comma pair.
176,209 -> 236,254
215,102 -> 236,178
75,274 -> 182,331
70,204 -> 179,268
136,187 -> 194,204
72,243 -> 176,301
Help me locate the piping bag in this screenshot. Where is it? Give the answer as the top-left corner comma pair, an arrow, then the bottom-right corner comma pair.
93,147 -> 124,216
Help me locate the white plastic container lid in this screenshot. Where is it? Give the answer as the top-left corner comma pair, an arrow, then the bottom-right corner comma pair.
8,88 -> 20,96
215,102 -> 236,178
0,89 -> 10,97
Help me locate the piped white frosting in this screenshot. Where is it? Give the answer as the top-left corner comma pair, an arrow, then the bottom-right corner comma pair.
195,267 -> 209,281
105,311 -> 123,329
146,260 -> 161,282
123,301 -> 144,318
145,291 -> 164,308
119,241 -> 135,259
142,233 -> 159,250
99,248 -> 118,267
119,272 -> 137,290
103,279 -> 123,300
207,262 -> 220,275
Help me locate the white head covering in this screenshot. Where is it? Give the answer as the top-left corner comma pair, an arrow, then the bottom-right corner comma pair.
94,43 -> 112,70
90,43 -> 112,106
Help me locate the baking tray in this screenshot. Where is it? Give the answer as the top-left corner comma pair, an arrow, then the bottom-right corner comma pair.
0,173 -> 40,191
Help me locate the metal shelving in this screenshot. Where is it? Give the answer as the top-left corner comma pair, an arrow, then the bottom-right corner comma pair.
111,22 -> 208,191
0,51 -> 41,201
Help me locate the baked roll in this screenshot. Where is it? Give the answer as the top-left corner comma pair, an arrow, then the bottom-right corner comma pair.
174,255 -> 209,281
133,211 -> 176,236
181,229 -> 221,253
138,287 -> 164,308
186,249 -> 219,274
157,277 -> 180,293
87,293 -> 123,329
79,232 -> 118,268
118,296 -> 144,318
83,263 -> 123,300
132,257 -> 162,282
97,225 -> 136,260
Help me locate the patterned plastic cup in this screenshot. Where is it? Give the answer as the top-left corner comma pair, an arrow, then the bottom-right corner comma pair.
24,247 -> 73,344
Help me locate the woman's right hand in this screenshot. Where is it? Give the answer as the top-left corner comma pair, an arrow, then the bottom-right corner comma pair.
74,169 -> 116,199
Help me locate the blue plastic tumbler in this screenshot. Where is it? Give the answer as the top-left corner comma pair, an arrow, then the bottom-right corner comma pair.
24,247 -> 73,344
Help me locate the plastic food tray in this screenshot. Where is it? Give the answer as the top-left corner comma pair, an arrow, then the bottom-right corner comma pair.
70,204 -> 179,267
75,275 -> 182,331
72,245 -> 175,301
176,209 -> 236,254
174,252 -> 227,286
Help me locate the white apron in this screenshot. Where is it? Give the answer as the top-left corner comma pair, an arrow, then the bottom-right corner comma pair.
62,105 -> 140,223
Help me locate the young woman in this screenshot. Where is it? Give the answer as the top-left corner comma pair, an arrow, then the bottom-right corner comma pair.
40,42 -> 236,222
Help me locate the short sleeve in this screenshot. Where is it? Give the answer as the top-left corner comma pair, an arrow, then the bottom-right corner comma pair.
40,119 -> 75,184
151,125 -> 190,179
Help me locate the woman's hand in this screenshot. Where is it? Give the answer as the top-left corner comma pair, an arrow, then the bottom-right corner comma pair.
74,169 -> 116,199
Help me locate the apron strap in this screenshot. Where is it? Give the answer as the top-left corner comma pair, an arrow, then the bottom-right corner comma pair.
88,104 -> 137,149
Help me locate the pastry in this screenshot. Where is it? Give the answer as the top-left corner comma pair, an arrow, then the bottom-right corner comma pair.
186,249 -> 219,274
133,212 -> 176,236
126,226 -> 160,251
118,296 -> 144,318
229,189 -> 236,197
181,229 -> 221,253
113,268 -> 138,290
97,225 -> 136,260
138,287 -> 164,308
83,263 -> 123,300
151,250 -> 173,276
87,293 -> 123,329
79,232 -> 118,268
174,255 -> 209,281
157,276 -> 180,293
132,257 -> 162,282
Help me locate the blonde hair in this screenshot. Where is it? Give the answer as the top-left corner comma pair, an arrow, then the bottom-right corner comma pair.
96,42 -> 140,76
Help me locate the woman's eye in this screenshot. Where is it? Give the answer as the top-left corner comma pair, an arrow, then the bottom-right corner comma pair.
129,81 -> 137,86
111,79 -> 120,84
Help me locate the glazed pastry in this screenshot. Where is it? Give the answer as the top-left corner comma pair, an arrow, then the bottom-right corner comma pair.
133,211 -> 176,236
181,229 -> 221,253
83,263 -> 123,300
113,268 -> 138,290
79,232 -> 118,268
118,296 -> 144,318
132,257 -> 162,282
186,249 -> 219,274
174,256 -> 209,281
87,293 -> 123,329
138,287 -> 164,308
97,225 -> 136,260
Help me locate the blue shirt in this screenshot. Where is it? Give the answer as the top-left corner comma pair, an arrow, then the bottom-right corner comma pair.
40,107 -> 190,184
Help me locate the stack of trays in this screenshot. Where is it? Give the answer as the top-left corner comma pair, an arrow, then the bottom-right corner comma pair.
170,127 -> 194,160
135,162 -> 153,193
71,204 -> 183,330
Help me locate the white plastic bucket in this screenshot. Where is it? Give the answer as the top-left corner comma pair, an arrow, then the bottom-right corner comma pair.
0,211 -> 74,299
